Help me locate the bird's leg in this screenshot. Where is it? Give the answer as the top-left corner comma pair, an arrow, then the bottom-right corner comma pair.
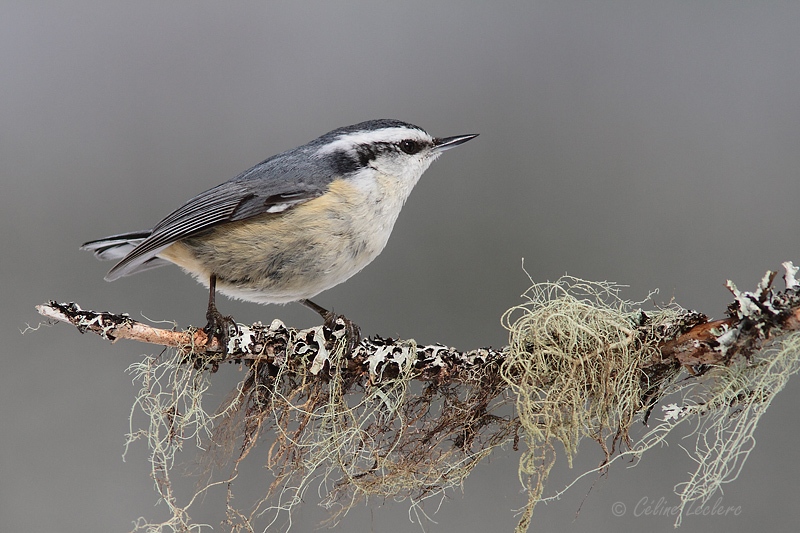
204,274 -> 237,352
299,298 -> 362,353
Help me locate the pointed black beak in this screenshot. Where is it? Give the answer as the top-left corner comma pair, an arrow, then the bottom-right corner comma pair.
433,133 -> 479,152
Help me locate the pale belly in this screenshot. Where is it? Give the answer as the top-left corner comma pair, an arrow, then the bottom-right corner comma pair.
157,178 -> 404,304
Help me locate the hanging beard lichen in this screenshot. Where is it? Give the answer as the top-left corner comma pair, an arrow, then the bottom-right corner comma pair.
499,277 -> 683,532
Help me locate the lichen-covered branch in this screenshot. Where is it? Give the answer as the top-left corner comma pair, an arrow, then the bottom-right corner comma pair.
36,261 -> 800,379
36,301 -> 505,381
34,261 -> 800,533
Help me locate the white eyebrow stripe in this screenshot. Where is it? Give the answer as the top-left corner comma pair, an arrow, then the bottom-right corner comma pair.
315,127 -> 432,156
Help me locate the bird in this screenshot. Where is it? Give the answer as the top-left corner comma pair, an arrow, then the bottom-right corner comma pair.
82,119 -> 478,349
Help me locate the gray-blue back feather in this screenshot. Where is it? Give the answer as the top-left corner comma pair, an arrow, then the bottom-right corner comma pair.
101,119 -> 423,280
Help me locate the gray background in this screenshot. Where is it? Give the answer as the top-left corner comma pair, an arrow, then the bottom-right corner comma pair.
3,2 -> 799,532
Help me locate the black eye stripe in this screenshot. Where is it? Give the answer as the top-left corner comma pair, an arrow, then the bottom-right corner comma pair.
341,140 -> 425,168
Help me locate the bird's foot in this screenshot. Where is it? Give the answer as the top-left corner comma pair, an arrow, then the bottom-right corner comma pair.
324,311 -> 362,354
300,299 -> 362,354
204,303 -> 237,353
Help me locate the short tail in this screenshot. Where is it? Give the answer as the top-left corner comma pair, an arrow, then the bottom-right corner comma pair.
81,230 -> 170,279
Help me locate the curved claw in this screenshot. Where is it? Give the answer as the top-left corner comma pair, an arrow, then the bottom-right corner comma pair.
204,305 -> 237,353
325,312 -> 362,354
300,298 -> 362,353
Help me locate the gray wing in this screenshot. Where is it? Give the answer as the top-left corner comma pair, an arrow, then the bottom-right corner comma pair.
105,151 -> 332,281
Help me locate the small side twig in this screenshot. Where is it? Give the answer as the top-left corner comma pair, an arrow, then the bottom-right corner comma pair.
37,301 -> 207,347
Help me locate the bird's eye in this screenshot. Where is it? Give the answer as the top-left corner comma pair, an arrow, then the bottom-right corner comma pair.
398,139 -> 423,155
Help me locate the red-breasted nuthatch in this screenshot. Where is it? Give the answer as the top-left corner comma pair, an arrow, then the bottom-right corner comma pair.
82,119 -> 477,345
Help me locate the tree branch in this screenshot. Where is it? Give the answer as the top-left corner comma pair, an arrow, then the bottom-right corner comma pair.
35,262 -> 800,533
36,262 -> 800,378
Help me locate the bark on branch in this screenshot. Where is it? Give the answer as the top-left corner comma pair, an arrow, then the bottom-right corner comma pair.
35,261 -> 800,381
